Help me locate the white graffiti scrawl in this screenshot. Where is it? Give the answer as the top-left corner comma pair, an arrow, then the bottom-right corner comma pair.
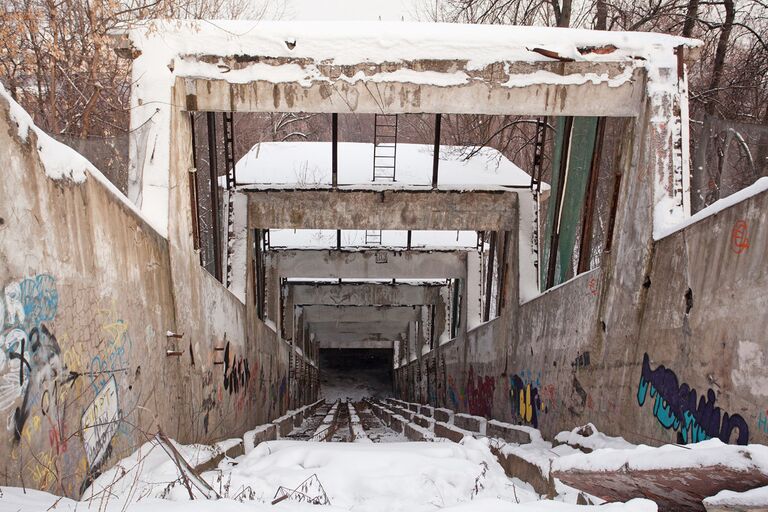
81,375 -> 120,469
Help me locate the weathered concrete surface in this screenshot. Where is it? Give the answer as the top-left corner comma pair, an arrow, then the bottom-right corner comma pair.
268,249 -> 468,279
288,282 -> 444,306
179,63 -> 646,116
397,184 -> 768,447
0,89 -> 316,498
245,188 -> 518,230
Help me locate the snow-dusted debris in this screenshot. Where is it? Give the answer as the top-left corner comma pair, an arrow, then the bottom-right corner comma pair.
554,423 -> 636,453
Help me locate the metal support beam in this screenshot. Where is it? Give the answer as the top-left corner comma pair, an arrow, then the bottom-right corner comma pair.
332,113 -> 338,188
483,231 -> 496,322
206,112 -> 223,282
188,113 -> 201,254
432,114 -> 441,189
546,116 -> 574,290
577,117 -> 606,274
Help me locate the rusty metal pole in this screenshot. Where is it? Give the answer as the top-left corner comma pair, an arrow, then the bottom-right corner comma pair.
432,114 -> 441,189
206,112 -> 223,282
332,113 -> 338,188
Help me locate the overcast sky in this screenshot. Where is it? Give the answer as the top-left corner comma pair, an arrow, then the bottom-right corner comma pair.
280,0 -> 432,21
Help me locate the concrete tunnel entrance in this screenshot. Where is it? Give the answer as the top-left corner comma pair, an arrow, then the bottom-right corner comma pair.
319,348 -> 394,401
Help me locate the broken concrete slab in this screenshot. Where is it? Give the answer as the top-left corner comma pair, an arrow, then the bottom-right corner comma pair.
486,420 -> 539,445
435,422 -> 474,443
243,424 -> 278,454
552,440 -> 768,512
454,413 -> 487,435
434,408 -> 454,424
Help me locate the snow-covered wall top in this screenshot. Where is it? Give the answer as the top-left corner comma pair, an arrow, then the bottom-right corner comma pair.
121,20 -> 698,66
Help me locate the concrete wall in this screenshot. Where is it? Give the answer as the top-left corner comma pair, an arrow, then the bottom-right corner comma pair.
0,93 -> 315,498
398,185 -> 768,447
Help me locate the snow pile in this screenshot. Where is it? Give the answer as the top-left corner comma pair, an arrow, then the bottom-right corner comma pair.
554,423 -> 636,452
553,439 -> 768,474
0,82 -> 167,237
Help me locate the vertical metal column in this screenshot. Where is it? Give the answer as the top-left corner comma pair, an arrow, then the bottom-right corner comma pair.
206,112 -> 223,282
545,116 -> 574,290
332,113 -> 338,188
189,113 -> 201,257
577,117 -> 606,274
432,114 -> 441,189
222,112 -> 237,288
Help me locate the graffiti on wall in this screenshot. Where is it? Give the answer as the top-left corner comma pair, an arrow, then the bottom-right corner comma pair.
508,370 -> 550,428
466,366 -> 495,418
81,376 -> 120,470
447,374 -> 465,411
637,352 -> 749,445
731,220 -> 750,254
0,275 -> 75,440
222,341 -> 251,395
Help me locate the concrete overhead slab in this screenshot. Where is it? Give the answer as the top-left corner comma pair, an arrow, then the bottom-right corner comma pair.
245,188 -> 518,230
308,321 -> 408,339
288,282 -> 444,306
268,249 -> 468,279
301,305 -> 421,324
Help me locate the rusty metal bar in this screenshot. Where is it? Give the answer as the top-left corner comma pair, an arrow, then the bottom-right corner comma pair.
497,232 -> 510,311
189,113 -> 202,256
577,117 -> 606,275
332,113 -> 338,188
432,114 -> 441,189
604,125 -> 625,253
166,350 -> 184,356
546,116 -> 574,290
206,112 -> 223,283
483,231 -> 497,321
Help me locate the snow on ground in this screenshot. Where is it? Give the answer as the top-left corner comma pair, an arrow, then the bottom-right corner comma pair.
0,433 -> 662,512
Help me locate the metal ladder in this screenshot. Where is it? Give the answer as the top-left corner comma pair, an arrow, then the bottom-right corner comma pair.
530,117 -> 547,192
372,114 -> 398,181
223,112 -> 237,288
364,230 -> 382,245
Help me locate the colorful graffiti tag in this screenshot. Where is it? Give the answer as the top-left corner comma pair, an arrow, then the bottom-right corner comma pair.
508,371 -> 548,428
637,352 -> 749,445
0,275 -> 75,440
466,366 -> 495,418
